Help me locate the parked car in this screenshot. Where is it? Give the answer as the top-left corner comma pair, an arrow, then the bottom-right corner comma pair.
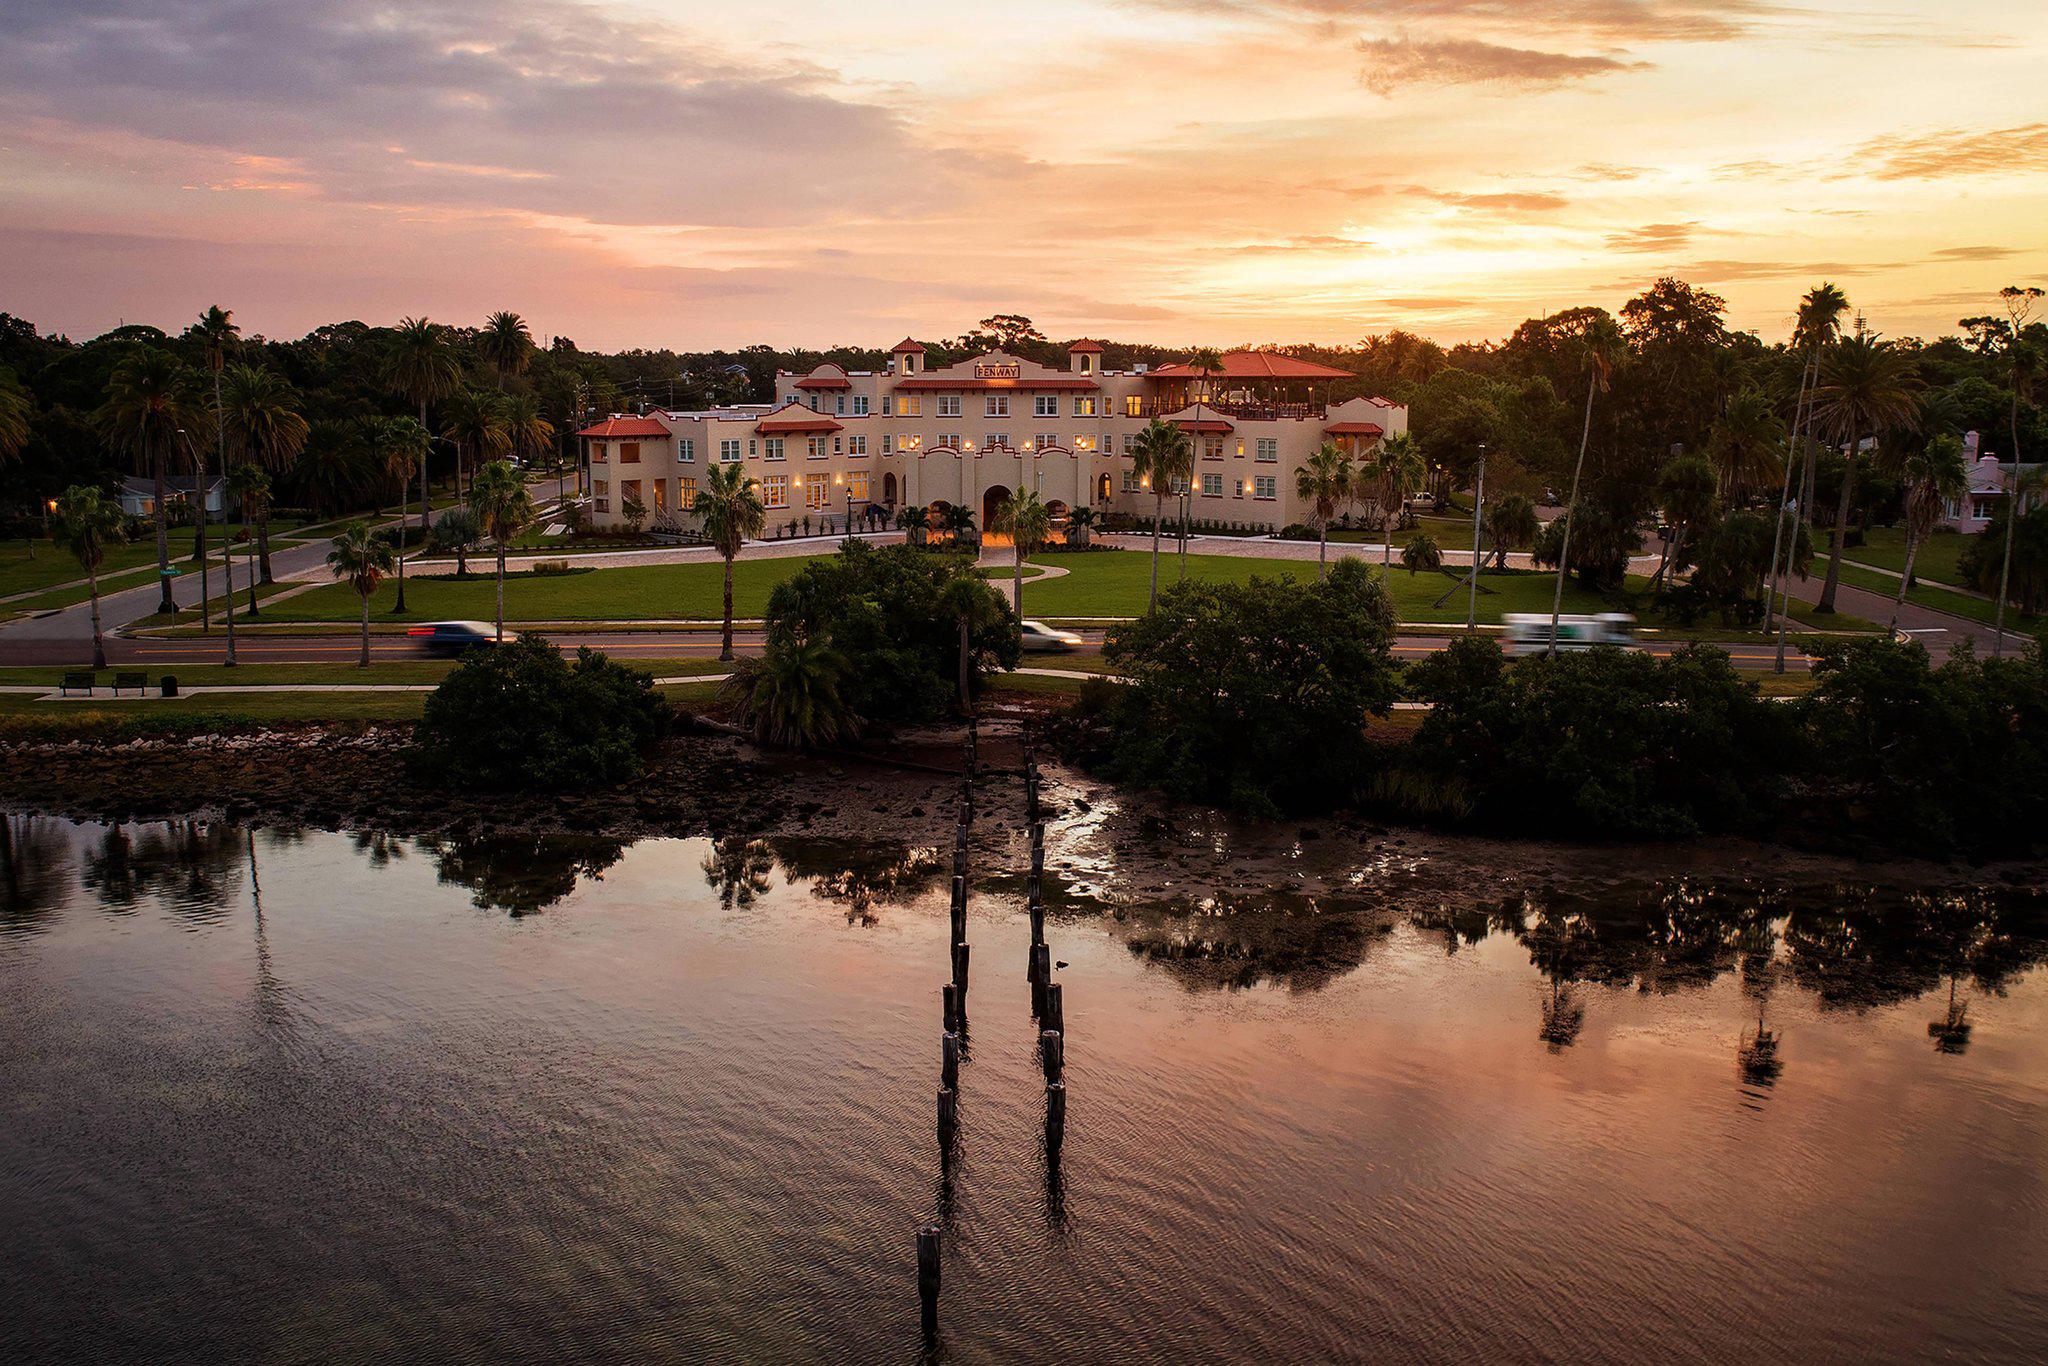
1502,612 -> 1639,655
407,621 -> 504,654
1019,620 -> 1084,653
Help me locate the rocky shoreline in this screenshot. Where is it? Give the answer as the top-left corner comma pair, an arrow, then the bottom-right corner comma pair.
3,719 -> 2041,905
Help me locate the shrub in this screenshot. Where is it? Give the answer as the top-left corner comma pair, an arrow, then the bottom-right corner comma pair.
409,637 -> 671,790
1404,636 -> 1787,838
763,539 -> 1017,725
532,558 -> 573,576
1097,557 -> 1400,815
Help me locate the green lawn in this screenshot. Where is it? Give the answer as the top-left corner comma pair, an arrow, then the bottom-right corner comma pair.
0,537 -> 187,600
1832,562 -> 2039,632
1838,526 -> 1978,584
251,557 -> 813,624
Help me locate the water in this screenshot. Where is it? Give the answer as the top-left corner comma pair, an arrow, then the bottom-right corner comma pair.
2,814 -> 2045,1363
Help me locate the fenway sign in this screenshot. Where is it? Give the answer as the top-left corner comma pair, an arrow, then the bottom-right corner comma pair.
973,361 -> 1021,379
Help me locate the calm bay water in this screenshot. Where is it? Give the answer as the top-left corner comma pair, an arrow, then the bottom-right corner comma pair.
2,814 -> 2045,1363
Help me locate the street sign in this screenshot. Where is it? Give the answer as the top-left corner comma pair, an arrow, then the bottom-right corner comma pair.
160,566 -> 181,577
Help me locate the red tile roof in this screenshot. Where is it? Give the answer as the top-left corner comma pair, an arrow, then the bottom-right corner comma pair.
576,416 -> 670,438
1149,350 -> 1353,381
1067,340 -> 1105,353
890,337 -> 926,353
1324,421 -> 1385,437
794,367 -> 852,390
1176,419 -> 1234,435
756,411 -> 844,434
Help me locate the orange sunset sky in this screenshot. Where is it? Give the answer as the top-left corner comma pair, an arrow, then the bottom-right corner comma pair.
3,0 -> 2044,349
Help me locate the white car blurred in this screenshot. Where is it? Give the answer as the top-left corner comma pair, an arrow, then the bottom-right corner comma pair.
1019,620 -> 1083,653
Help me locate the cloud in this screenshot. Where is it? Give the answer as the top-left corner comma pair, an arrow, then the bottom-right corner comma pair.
1357,36 -> 1649,96
1931,245 -> 2022,262
1856,124 -> 2048,181
1143,1 -> 1788,44
1605,222 -> 1706,253
1423,190 -> 1573,214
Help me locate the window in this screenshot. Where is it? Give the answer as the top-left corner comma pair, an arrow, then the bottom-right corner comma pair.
764,474 -> 789,508
986,394 -> 1010,417
720,438 -> 743,463
938,395 -> 962,418
678,476 -> 697,509
1254,475 -> 1276,500
620,442 -> 641,463
1122,433 -> 1139,455
849,435 -> 867,456
1034,395 -> 1058,417
881,396 -> 894,416
1121,469 -> 1142,492
591,442 -> 609,462
749,439 -> 758,456
833,395 -> 846,415
849,471 -> 869,502
833,436 -> 843,454
853,395 -> 869,416
1203,438 -> 1224,461
1169,475 -> 1189,495
1037,432 -> 1059,451
1256,438 -> 1278,463
1124,396 -> 1143,418
652,479 -> 667,510
764,438 -> 785,461
678,438 -> 695,462
938,433 -> 960,450
621,479 -> 642,503
1202,473 -> 1223,497
594,478 -> 609,496
986,433 -> 1006,451
1074,396 -> 1098,417
596,499 -> 609,514
881,435 -> 894,454
900,396 -> 922,417
808,436 -> 828,459
805,478 -> 830,510
1074,435 -> 1096,451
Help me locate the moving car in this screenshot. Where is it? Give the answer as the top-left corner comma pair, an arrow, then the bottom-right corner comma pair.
407,621 -> 504,654
1502,612 -> 1640,655
1019,620 -> 1084,653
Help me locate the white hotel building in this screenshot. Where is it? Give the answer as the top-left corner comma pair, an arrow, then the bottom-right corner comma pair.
577,339 -> 1407,536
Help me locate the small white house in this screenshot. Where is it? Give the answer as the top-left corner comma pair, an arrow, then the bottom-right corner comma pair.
1941,432 -> 2043,533
118,475 -> 229,519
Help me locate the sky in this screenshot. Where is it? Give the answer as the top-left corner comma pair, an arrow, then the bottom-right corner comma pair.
2,0 -> 2045,352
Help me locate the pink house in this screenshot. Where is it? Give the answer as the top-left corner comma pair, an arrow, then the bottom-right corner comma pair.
1941,432 -> 2042,533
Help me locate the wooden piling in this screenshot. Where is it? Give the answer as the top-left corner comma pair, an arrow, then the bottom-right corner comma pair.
1028,893 -> 1045,946
952,942 -> 971,1011
1045,1080 -> 1066,1149
1040,1029 -> 1063,1083
937,1086 -> 958,1149
949,875 -> 966,945
942,982 -> 959,1034
1045,981 -> 1064,1037
917,1223 -> 941,1334
1030,942 -> 1050,1013
942,1030 -> 960,1091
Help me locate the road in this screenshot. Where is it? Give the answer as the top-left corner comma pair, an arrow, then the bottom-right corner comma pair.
0,628 -> 1816,671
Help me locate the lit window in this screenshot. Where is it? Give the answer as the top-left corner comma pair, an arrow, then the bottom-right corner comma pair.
1124,396 -> 1142,418
805,478 -> 830,509
1037,432 -> 1058,451
1203,439 -> 1223,461
652,479 -> 667,509
849,435 -> 867,455
900,396 -> 922,417
764,474 -> 789,508
1074,396 -> 1098,417
850,471 -> 870,501
678,477 -> 697,509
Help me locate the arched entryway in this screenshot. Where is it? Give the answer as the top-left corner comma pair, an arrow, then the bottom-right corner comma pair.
882,471 -> 897,507
981,484 -> 1012,540
1098,473 -> 1113,502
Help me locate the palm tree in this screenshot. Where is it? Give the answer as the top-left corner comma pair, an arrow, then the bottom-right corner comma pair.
1889,433 -> 1970,629
1994,286 -> 2044,656
53,485 -> 125,669
1811,335 -> 1921,613
1650,454 -> 1720,592
1129,417 -> 1191,610
502,391 -> 554,474
1177,347 -> 1226,568
1769,282 -> 1852,671
379,415 -> 430,613
940,502 -> 978,547
1485,493 -> 1539,569
326,521 -> 396,667
468,460 -> 536,642
723,636 -> 858,749
383,317 -> 462,528
1066,505 -> 1098,548
226,463 -> 271,618
219,363 -> 309,586
1372,433 -> 1427,571
186,305 -> 239,629
479,310 -> 533,391
896,503 -> 929,547
96,346 -> 192,616
1546,311 -> 1626,652
1401,531 -> 1442,576
697,462 -> 766,661
995,488 -> 1052,646
1294,440 -> 1361,579
441,389 -> 510,500
1710,387 -> 1782,501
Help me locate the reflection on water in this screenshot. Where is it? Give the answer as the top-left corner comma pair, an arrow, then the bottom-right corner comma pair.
2,813 -> 2046,1363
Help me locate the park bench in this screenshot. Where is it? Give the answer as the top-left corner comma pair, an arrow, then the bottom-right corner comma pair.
60,672 -> 96,696
112,671 -> 149,696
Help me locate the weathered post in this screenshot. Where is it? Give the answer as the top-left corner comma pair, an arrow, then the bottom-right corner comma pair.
942,982 -> 959,1034
1040,1028 -> 1063,1083
1029,838 -> 1045,884
1045,981 -> 1064,1037
1029,943 -> 1051,1014
937,1086 -> 958,1150
917,1223 -> 941,1337
1045,1080 -> 1066,1151
952,942 -> 971,1013
1028,891 -> 1045,947
942,1030 -> 960,1091
950,875 -> 967,945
